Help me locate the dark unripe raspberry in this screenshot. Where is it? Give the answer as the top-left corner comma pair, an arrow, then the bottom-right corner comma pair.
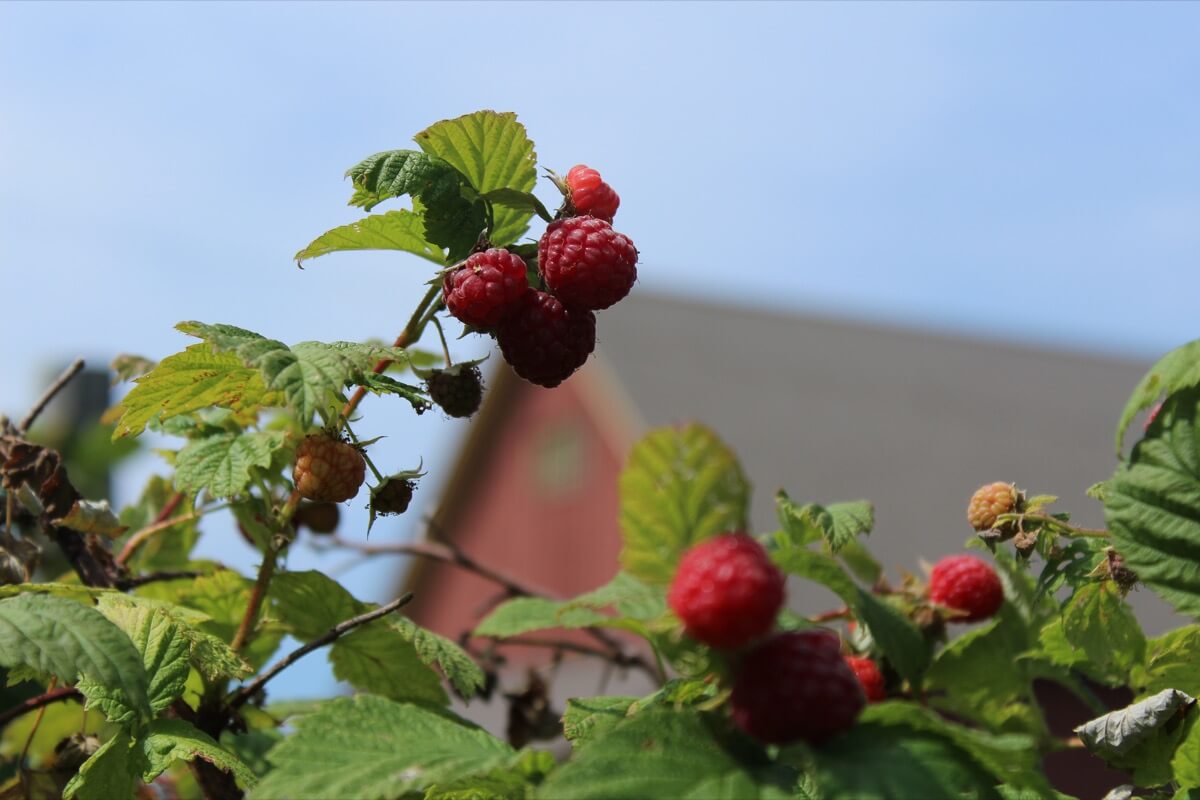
667,533 -> 785,649
442,248 -> 531,329
427,365 -> 484,418
538,217 -> 637,311
565,164 -> 620,222
293,435 -> 366,503
496,291 -> 596,388
295,501 -> 340,534
928,555 -> 1004,623
372,478 -> 415,516
731,630 -> 866,744
967,482 -> 1021,532
844,655 -> 886,702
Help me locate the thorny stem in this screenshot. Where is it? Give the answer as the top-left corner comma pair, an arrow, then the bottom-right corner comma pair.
225,593 -> 414,713
340,282 -> 442,423
481,636 -> 657,679
116,570 -> 206,590
0,686 -> 79,730
116,510 -> 201,566
17,358 -> 85,433
230,490 -> 301,653
997,512 -> 1109,539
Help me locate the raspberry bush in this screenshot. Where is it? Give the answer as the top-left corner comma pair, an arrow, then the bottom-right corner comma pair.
2,108 -> 1200,799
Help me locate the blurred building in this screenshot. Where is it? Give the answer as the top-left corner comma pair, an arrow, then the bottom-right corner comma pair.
398,292 -> 1155,786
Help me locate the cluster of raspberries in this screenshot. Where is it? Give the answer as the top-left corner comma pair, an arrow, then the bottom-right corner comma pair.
441,165 -> 637,388
667,531 -> 1008,745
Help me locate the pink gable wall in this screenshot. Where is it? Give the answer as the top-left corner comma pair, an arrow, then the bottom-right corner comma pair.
406,369 -> 629,661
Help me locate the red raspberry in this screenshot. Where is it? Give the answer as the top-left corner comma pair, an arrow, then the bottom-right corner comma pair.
538,217 -> 637,311
565,164 -> 620,222
731,630 -> 865,744
844,655 -> 886,702
967,482 -> 1021,532
426,365 -> 484,418
667,533 -> 785,649
496,291 -> 596,388
371,477 -> 415,516
292,435 -> 366,503
442,248 -> 531,329
928,555 -> 1004,623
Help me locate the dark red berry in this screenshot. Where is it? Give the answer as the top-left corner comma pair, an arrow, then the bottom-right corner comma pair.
372,478 -> 415,516
496,291 -> 596,388
442,248 -> 531,329
928,555 -> 1004,623
667,533 -> 785,650
427,365 -> 484,418
731,630 -> 866,744
565,164 -> 620,222
538,217 -> 637,311
295,501 -> 340,534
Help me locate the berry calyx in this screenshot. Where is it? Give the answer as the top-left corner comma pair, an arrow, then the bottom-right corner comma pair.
538,217 -> 637,311
371,477 -> 416,516
442,248 -> 531,329
731,630 -> 865,744
928,555 -> 1004,623
295,501 -> 340,534
292,435 -> 366,503
565,164 -> 620,222
967,482 -> 1022,532
426,365 -> 484,418
844,655 -> 886,702
667,532 -> 785,649
496,290 -> 596,388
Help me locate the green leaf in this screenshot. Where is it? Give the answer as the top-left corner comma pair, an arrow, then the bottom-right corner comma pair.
853,588 -> 930,685
415,111 -> 538,248
177,322 -> 410,425
536,708 -> 790,799
1106,386 -> 1200,617
174,431 -> 287,499
475,572 -> 664,638
62,731 -> 140,800
1136,626 -> 1200,698
93,596 -> 191,714
861,702 -> 1050,793
804,721 -> 1002,800
270,571 -> 447,705
58,500 -> 127,538
562,696 -> 637,747
1172,706 -> 1200,789
1076,689 -> 1195,786
482,188 -> 553,223
140,718 -> 257,787
113,344 -> 277,439
769,546 -> 858,602
1116,339 -> 1200,454
0,594 -> 151,724
1061,582 -> 1146,683
388,615 -> 486,699
619,424 -> 750,585
118,476 -> 199,571
775,492 -> 873,553
295,210 -> 446,266
346,149 -> 464,212
250,695 -> 513,800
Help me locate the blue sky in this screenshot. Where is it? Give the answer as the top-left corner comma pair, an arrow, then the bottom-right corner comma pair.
2,1 -> 1198,696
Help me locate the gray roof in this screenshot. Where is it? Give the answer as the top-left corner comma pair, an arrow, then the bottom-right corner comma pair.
594,293 -> 1175,630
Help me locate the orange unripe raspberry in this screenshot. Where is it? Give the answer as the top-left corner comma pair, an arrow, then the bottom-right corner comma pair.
292,435 -> 366,503
967,482 -> 1020,532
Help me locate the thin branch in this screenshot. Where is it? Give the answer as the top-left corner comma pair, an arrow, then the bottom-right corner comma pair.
116,510 -> 199,566
331,536 -> 560,600
226,593 -> 414,712
0,686 -> 79,730
485,636 -> 655,675
230,490 -> 300,653
18,359 -> 85,433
